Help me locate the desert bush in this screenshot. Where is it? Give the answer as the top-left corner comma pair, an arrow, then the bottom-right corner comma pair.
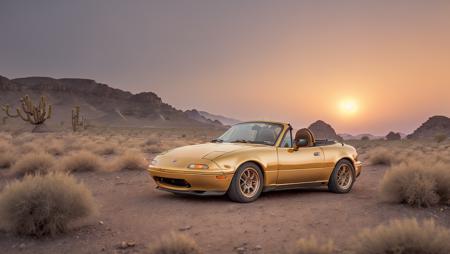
142,144 -> 164,154
291,236 -> 334,254
60,151 -> 105,172
0,139 -> 11,153
434,134 -> 447,143
0,151 -> 16,169
368,147 -> 396,166
45,139 -> 65,156
0,173 -> 96,237
94,143 -> 120,156
352,218 -> 450,254
380,160 -> 450,207
147,232 -> 201,254
111,151 -> 148,171
143,136 -> 160,146
12,153 -> 56,176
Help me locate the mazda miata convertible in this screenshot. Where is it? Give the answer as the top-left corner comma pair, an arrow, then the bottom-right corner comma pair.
148,121 -> 362,202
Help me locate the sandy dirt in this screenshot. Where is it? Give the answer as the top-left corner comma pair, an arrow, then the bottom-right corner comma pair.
0,164 -> 449,254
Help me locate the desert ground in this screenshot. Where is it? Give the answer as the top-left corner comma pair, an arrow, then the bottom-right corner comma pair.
0,127 -> 449,254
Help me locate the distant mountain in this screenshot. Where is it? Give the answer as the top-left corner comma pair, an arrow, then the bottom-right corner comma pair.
198,110 -> 241,126
0,75 -> 222,128
309,120 -> 343,141
407,115 -> 450,139
339,133 -> 383,140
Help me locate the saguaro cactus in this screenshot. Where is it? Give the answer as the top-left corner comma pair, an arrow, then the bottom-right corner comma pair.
1,95 -> 52,131
72,106 -> 86,131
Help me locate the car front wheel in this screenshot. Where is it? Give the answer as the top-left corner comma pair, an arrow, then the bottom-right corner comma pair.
227,162 -> 263,203
328,160 -> 355,193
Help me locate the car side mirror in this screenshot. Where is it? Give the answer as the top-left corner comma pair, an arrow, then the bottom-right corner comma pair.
293,138 -> 308,151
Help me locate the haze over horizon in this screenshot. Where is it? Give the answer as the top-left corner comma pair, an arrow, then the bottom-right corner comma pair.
1,0 -> 450,135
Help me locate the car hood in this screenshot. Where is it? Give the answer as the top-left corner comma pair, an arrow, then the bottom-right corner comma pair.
154,143 -> 254,168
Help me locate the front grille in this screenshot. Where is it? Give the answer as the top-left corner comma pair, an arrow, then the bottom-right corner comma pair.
154,176 -> 191,188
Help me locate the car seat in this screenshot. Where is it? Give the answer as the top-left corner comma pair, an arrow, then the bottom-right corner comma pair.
294,128 -> 315,147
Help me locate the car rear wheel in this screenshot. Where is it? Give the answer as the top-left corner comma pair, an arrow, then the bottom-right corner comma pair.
227,162 -> 263,203
328,160 -> 355,193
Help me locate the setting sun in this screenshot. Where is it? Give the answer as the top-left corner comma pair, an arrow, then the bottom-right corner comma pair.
339,99 -> 359,115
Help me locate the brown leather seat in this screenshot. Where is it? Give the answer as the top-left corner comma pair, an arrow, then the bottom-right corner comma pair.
294,128 -> 315,147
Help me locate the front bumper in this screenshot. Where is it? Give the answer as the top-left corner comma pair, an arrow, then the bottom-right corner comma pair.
355,161 -> 362,177
148,167 -> 233,194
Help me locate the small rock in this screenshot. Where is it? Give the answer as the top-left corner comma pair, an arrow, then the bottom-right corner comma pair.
127,241 -> 136,247
253,245 -> 262,250
179,225 -> 192,231
19,243 -> 26,249
98,220 -> 104,225
235,247 -> 246,254
119,241 -> 127,249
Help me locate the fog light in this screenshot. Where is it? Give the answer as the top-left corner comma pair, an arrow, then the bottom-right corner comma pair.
187,163 -> 209,169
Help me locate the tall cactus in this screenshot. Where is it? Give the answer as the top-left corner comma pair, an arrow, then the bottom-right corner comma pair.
72,106 -> 86,132
1,95 -> 52,127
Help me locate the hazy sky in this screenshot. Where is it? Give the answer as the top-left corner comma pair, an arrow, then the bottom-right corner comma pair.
1,1 -> 450,135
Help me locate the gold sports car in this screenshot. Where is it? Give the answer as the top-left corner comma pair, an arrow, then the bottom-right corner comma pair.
148,121 -> 362,202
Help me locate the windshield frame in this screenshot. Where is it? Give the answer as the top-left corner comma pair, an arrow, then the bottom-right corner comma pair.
215,121 -> 286,146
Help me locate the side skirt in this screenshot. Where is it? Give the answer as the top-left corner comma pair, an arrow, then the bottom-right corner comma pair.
263,181 -> 328,192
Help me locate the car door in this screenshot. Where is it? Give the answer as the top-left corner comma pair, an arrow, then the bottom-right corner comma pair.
276,129 -> 328,184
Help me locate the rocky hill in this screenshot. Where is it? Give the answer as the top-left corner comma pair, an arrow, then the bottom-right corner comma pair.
407,115 -> 450,139
0,75 -> 221,129
198,110 -> 241,126
308,120 -> 343,141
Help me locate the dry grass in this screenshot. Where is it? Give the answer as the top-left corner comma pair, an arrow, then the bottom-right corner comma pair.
380,160 -> 450,207
0,173 -> 96,237
60,151 -> 105,172
291,236 -> 334,254
147,232 -> 201,254
111,151 -> 148,171
352,218 -> 450,254
12,153 -> 56,176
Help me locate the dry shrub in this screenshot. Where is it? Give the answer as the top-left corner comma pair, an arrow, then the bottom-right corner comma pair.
111,151 -> 148,171
0,173 -> 96,237
94,143 -> 120,156
434,134 -> 447,143
0,151 -> 16,169
45,139 -> 65,156
0,139 -> 11,153
147,232 -> 200,254
142,144 -> 164,154
368,147 -> 396,166
143,136 -> 160,146
352,218 -> 450,254
61,151 -> 105,172
380,161 -> 450,207
291,236 -> 334,254
12,153 -> 56,176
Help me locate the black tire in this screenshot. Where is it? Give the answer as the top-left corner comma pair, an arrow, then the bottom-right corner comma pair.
328,159 -> 355,193
227,162 -> 264,203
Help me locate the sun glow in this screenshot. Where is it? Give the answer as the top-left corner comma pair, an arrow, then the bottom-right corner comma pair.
339,99 -> 359,115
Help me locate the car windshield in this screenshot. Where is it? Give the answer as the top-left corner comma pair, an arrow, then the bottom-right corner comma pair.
214,122 -> 283,146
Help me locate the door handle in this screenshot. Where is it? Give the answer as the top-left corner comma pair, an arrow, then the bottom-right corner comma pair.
313,152 -> 320,156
